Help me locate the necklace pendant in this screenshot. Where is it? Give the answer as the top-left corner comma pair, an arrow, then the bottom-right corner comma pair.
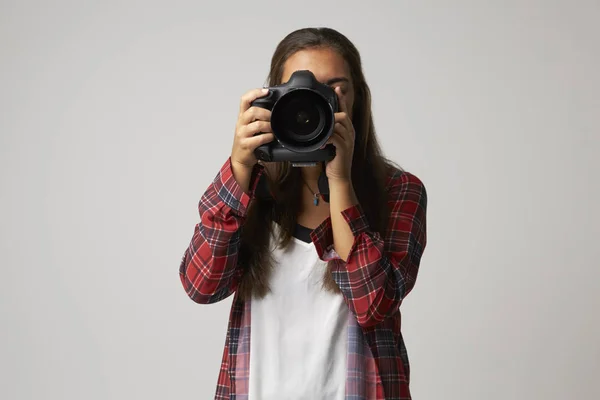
313,194 -> 319,206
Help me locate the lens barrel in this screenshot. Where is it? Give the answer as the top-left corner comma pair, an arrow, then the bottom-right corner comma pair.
270,89 -> 334,152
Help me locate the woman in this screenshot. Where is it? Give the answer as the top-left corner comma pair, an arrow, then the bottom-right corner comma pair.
179,27 -> 427,400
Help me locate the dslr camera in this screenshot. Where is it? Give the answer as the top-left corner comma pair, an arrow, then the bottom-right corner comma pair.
251,70 -> 339,166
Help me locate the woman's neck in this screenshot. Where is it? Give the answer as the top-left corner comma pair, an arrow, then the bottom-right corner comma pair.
296,163 -> 330,229
300,163 -> 322,184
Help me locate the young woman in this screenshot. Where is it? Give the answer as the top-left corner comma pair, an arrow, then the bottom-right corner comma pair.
179,27 -> 428,400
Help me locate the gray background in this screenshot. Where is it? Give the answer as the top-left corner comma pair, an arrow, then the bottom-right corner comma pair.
1,0 -> 599,399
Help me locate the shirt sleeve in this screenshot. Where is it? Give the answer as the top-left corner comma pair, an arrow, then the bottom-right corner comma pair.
179,157 -> 265,304
310,170 -> 428,328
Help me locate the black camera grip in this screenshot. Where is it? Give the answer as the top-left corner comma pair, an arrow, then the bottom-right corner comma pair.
250,94 -> 275,110
254,143 -> 336,164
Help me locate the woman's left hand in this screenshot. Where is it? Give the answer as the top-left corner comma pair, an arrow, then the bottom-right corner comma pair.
323,87 -> 355,183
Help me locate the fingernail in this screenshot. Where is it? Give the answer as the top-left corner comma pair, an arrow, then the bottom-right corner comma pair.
262,88 -> 269,93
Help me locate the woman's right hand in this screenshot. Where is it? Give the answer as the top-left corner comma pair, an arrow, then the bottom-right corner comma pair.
230,88 -> 275,191
231,88 -> 275,168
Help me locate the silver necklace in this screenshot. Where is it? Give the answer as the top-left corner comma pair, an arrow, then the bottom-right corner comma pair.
301,177 -> 321,206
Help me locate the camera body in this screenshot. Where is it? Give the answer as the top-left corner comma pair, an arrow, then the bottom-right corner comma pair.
251,70 -> 338,165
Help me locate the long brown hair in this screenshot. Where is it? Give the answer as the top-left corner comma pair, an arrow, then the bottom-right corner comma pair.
236,27 -> 402,301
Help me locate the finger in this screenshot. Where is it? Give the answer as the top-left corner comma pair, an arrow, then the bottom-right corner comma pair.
239,88 -> 269,115
333,129 -> 347,145
335,86 -> 348,113
240,120 -> 272,138
320,130 -> 344,149
320,137 -> 333,149
320,135 -> 332,149
240,106 -> 271,125
334,121 -> 354,142
334,87 -> 353,133
244,132 -> 275,149
329,132 -> 346,154
334,112 -> 353,135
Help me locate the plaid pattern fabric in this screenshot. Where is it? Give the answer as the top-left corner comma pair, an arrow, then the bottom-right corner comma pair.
180,157 -> 427,399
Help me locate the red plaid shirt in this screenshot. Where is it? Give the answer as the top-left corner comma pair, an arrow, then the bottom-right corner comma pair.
180,157 -> 427,399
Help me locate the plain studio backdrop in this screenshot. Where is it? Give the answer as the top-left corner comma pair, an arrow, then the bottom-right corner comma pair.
1,1 -> 599,399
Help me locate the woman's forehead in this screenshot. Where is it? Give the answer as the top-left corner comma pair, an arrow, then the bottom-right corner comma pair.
281,48 -> 350,84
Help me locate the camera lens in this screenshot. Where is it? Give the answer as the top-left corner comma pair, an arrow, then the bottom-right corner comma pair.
285,97 -> 322,137
271,89 -> 332,150
295,111 -> 311,129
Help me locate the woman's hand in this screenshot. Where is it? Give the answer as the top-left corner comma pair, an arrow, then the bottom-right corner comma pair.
323,87 -> 355,183
230,88 -> 275,191
231,88 -> 275,169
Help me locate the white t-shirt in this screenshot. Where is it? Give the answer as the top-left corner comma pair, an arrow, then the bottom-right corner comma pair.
248,222 -> 349,400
